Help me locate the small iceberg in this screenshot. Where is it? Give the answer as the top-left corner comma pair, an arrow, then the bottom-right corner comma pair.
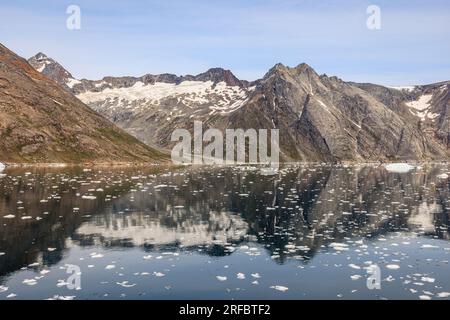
437,173 -> 449,179
384,163 -> 415,173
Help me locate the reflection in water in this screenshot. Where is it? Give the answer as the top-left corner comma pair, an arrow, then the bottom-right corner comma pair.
0,164 -> 449,299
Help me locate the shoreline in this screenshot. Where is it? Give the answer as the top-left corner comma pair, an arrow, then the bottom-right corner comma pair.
1,160 -> 449,169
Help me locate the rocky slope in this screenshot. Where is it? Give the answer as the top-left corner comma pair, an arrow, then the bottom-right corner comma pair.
29,53 -> 450,162
0,44 -> 167,163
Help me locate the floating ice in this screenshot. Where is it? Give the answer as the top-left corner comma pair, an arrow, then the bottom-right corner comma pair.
437,292 -> 450,298
153,272 -> 165,277
82,195 -> 97,200
105,265 -> 116,270
386,264 -> 400,270
0,285 -> 8,292
116,281 -> 136,288
384,163 -> 415,173
351,275 -> 362,280
421,277 -> 435,283
251,273 -> 261,279
216,276 -> 227,281
421,244 -> 439,249
419,295 -> 431,300
3,214 -> 15,219
437,173 -> 449,179
329,243 -> 349,251
270,285 -> 289,292
0,163 -> 5,172
237,273 -> 246,280
22,279 -> 38,286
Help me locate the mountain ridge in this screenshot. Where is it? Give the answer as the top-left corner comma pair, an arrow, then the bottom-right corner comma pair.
27,51 -> 450,162
0,44 -> 168,163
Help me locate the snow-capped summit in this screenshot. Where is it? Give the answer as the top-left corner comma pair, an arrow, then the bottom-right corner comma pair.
28,52 -> 80,90
28,52 -> 450,162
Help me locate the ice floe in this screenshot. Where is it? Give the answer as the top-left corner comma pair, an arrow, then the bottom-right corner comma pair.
384,163 -> 415,173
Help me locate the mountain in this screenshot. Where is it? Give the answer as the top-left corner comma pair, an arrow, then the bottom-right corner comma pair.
0,44 -> 167,163
224,63 -> 449,161
29,53 -> 450,162
28,52 -> 80,91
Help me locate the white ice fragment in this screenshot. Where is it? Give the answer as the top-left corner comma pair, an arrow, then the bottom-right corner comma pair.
237,273 -> 246,280
270,285 -> 289,292
105,265 -> 116,270
82,195 -> 97,200
216,276 -> 227,282
116,281 -> 136,288
421,244 -> 439,249
421,277 -> 435,283
384,163 -> 415,173
386,264 -> 400,270
437,292 -> 450,298
22,279 -> 38,286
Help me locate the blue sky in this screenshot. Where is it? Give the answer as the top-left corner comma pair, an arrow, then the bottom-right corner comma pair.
1,0 -> 449,85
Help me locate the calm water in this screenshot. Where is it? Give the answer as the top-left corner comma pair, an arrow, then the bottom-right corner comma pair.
0,164 -> 449,300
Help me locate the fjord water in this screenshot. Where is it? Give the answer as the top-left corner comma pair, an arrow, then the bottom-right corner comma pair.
0,164 -> 449,300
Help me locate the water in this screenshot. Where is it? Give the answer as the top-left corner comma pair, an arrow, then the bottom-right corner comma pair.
0,164 -> 449,300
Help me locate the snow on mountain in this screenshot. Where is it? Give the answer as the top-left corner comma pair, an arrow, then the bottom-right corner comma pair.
387,86 -> 416,92
28,52 -> 77,91
77,80 -> 251,115
405,94 -> 439,121
28,53 -> 450,162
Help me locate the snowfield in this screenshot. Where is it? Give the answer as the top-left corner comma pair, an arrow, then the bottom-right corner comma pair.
405,94 -> 438,121
76,80 -> 251,114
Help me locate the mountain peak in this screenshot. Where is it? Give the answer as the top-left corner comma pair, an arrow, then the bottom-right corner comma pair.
28,52 -> 75,89
32,52 -> 50,60
194,67 -> 243,87
0,43 -> 166,163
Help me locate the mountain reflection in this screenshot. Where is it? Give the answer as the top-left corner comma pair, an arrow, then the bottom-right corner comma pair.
0,164 -> 449,278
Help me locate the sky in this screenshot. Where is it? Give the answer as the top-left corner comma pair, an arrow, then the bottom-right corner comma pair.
0,0 -> 449,85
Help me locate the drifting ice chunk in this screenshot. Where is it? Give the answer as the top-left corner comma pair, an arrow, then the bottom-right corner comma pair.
271,285 -> 289,292
384,163 -> 415,173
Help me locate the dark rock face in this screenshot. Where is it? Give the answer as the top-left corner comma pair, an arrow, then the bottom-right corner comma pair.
0,44 -> 166,163
229,63 -> 449,161
28,52 -> 75,91
28,53 -> 450,162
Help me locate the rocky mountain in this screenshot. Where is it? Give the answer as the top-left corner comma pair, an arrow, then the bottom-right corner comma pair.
0,44 -> 166,163
28,52 -> 81,91
29,53 -> 450,162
